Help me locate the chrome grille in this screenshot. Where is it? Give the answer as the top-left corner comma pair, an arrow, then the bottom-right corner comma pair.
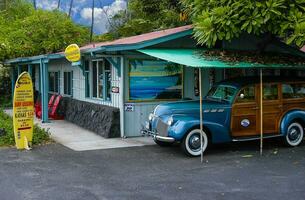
156,118 -> 169,137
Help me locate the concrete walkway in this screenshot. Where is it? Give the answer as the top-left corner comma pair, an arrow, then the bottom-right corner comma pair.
4,109 -> 154,151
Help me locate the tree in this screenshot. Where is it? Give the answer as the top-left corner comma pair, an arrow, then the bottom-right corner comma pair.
97,0 -> 189,40
0,0 -> 90,61
180,0 -> 305,48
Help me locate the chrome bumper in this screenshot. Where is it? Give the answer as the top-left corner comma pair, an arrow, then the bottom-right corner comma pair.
153,135 -> 175,143
141,121 -> 175,143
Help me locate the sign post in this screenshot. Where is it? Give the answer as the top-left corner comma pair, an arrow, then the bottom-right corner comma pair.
13,72 -> 34,150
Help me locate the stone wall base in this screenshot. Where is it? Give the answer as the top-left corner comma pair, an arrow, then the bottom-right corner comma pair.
58,98 -> 120,138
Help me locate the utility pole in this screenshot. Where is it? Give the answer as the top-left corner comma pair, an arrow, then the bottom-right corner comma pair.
57,0 -> 61,9
68,0 -> 74,17
33,0 -> 36,10
90,0 -> 95,43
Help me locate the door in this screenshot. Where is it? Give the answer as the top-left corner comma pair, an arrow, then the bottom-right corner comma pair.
231,84 -> 259,137
261,83 -> 282,134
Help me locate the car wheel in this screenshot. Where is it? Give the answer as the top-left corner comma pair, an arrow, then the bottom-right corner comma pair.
153,137 -> 173,147
181,129 -> 208,157
284,122 -> 304,147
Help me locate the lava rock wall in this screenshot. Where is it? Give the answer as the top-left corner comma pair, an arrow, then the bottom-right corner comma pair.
58,97 -> 120,138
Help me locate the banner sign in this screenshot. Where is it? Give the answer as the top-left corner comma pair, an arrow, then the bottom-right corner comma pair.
65,44 -> 81,62
13,72 -> 34,150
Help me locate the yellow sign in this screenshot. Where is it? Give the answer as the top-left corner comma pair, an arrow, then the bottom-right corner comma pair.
65,44 -> 81,62
13,72 -> 34,150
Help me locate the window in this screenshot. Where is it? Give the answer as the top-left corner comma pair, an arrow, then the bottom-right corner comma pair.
263,84 -> 278,100
282,83 -> 305,99
206,85 -> 237,102
84,60 -> 90,98
48,72 -> 59,93
129,60 -> 183,101
236,85 -> 255,103
64,71 -> 73,96
92,60 -> 112,101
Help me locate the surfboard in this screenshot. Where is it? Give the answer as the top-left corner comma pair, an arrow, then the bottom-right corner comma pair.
13,72 -> 34,150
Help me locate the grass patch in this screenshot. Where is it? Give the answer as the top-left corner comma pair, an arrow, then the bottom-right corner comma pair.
0,109 -> 51,147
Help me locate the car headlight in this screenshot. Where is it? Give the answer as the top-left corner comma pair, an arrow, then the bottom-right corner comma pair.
148,113 -> 154,121
167,116 -> 174,126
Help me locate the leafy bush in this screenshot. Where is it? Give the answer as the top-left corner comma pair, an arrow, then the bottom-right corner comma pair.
0,109 -> 51,147
0,66 -> 11,108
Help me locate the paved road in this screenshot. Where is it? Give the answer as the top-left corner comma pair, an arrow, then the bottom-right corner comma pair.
0,139 -> 304,200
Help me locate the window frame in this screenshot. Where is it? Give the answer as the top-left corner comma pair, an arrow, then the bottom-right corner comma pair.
91,59 -> 112,102
63,71 -> 73,96
262,83 -> 279,101
48,71 -> 60,94
127,59 -> 184,102
282,82 -> 305,100
234,84 -> 256,104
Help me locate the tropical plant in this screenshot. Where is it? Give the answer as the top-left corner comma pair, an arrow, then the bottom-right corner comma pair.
98,0 -> 189,40
0,0 -> 90,61
180,0 -> 305,47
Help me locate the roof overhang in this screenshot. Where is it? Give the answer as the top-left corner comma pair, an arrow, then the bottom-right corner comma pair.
138,49 -> 305,69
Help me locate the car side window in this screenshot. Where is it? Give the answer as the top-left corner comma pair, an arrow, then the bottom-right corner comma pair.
282,83 -> 305,99
236,85 -> 255,103
263,84 -> 278,100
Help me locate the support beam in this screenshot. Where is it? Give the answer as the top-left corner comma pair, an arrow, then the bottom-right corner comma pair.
199,68 -> 203,163
40,59 -> 49,123
260,69 -> 263,155
28,64 -> 33,78
17,65 -> 22,75
119,56 -> 125,138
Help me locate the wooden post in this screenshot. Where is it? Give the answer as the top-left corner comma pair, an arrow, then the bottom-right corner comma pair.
199,68 -> 203,163
260,68 -> 263,155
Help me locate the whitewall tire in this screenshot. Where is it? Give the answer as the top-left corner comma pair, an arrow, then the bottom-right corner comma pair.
181,129 -> 208,157
284,122 -> 304,147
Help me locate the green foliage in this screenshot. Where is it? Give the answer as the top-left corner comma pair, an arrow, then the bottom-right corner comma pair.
0,109 -> 51,147
180,0 -> 305,47
99,0 -> 189,40
0,65 -> 11,106
0,0 -> 90,61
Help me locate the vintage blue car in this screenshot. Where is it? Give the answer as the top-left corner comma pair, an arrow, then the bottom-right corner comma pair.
142,77 -> 305,156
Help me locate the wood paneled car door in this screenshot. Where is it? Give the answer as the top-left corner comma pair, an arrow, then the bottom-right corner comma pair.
231,85 -> 259,137
261,83 -> 282,134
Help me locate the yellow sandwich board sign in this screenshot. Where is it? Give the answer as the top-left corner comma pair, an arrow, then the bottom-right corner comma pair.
13,72 -> 34,150
65,44 -> 81,62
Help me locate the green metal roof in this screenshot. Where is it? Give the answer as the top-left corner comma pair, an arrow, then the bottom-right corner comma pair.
138,49 -> 305,68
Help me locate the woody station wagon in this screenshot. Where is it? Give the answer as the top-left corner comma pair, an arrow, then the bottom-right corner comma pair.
142,77 -> 305,156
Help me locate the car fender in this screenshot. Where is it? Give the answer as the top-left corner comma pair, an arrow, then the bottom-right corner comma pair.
280,109 -> 305,136
169,116 -> 231,143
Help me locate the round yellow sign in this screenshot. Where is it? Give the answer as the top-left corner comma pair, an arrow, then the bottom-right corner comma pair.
65,44 -> 81,62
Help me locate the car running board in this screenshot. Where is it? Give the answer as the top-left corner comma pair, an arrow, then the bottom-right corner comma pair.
232,134 -> 282,142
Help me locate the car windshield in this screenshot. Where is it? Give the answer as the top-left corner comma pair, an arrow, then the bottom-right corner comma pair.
206,85 -> 237,102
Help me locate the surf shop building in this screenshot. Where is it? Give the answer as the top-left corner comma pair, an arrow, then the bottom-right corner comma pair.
5,25 -> 305,138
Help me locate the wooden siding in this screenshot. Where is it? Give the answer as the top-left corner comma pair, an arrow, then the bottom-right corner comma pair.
44,58 -> 120,108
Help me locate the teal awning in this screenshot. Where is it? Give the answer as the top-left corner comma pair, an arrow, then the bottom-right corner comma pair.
138,49 -> 305,68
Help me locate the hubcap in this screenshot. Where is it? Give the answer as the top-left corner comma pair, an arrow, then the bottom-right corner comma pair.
189,134 -> 201,151
288,127 -> 301,142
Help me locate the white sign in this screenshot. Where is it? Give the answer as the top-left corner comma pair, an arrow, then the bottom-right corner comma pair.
124,103 -> 134,112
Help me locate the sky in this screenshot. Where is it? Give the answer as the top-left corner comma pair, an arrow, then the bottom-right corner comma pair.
34,0 -> 127,34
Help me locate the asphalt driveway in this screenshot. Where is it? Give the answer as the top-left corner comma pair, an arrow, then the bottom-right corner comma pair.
0,139 -> 304,200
